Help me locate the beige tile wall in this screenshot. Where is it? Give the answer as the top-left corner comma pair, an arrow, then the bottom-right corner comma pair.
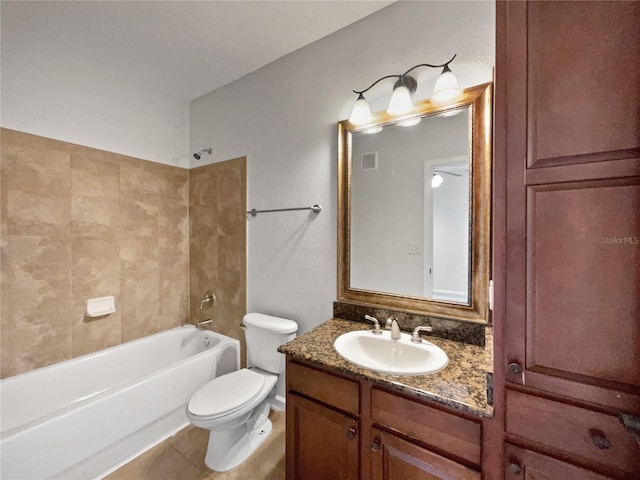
0,129 -> 191,378
189,158 -> 247,361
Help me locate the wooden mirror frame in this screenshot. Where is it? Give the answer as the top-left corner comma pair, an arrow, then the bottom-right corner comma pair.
337,82 -> 493,323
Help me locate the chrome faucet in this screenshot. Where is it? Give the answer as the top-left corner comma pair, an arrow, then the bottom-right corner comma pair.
390,319 -> 401,341
364,315 -> 382,335
197,319 -> 213,329
411,325 -> 433,343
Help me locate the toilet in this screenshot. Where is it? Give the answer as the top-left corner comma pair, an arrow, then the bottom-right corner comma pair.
186,313 -> 298,472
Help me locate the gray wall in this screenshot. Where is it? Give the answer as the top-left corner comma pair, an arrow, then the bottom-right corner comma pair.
190,1 -> 495,333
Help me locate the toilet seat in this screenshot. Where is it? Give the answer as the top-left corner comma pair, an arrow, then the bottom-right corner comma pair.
188,369 -> 265,419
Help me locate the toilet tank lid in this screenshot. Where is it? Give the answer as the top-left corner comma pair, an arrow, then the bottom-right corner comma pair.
243,313 -> 298,334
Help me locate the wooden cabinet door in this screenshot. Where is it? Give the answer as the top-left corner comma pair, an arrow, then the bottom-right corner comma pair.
499,0 -> 640,413
505,444 -> 615,480
370,427 -> 480,480
286,393 -> 359,480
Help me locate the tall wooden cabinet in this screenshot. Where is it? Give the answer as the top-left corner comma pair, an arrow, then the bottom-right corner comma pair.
496,1 -> 640,478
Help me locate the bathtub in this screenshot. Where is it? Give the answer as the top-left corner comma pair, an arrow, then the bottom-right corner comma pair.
0,325 -> 240,480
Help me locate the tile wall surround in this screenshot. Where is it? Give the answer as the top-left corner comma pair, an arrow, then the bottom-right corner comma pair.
333,301 -> 487,347
189,158 -> 247,363
0,129 -> 247,379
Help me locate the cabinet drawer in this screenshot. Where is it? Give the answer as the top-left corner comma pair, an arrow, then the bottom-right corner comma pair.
506,390 -> 640,475
287,361 -> 359,416
505,444 -> 615,480
371,388 -> 481,466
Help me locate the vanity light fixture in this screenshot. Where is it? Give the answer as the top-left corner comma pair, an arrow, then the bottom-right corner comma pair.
348,55 -> 462,126
350,93 -> 373,126
431,63 -> 463,106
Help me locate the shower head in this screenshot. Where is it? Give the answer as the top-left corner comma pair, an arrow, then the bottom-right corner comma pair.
193,147 -> 212,160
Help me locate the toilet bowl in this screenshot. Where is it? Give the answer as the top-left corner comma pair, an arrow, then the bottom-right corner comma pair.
186,313 -> 297,472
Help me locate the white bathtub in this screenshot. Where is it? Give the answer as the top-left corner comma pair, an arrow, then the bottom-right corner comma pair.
0,325 -> 240,480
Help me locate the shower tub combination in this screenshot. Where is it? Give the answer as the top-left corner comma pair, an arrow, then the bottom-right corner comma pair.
0,325 -> 239,480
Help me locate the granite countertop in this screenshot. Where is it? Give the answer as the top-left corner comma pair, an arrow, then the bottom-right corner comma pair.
278,318 -> 493,417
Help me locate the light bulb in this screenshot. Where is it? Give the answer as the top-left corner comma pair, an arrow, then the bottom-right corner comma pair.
431,65 -> 462,106
431,174 -> 444,188
397,117 -> 421,127
363,125 -> 383,134
349,93 -> 372,126
387,85 -> 414,116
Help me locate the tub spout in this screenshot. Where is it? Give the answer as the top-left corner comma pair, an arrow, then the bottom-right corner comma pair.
197,319 -> 213,329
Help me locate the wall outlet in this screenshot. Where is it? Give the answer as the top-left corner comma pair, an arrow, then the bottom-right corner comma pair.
408,243 -> 422,255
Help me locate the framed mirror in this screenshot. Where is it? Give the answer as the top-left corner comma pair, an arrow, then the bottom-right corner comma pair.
337,83 -> 492,323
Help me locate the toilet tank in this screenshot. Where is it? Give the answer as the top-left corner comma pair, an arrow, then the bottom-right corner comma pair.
243,313 -> 298,374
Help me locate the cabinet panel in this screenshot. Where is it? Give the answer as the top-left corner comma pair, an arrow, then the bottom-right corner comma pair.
371,428 -> 481,480
527,180 -> 640,387
370,387 -> 481,466
501,0 -> 640,413
286,393 -> 358,480
505,444 -> 615,480
526,1 -> 640,167
506,390 -> 640,476
287,361 -> 359,415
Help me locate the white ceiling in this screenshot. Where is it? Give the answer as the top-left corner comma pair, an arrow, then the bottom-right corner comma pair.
1,1 -> 393,102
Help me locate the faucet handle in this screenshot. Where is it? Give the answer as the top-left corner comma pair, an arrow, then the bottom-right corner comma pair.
200,291 -> 216,310
364,315 -> 382,335
411,326 -> 433,343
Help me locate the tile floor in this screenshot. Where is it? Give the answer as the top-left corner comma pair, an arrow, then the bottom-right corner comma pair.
105,411 -> 285,480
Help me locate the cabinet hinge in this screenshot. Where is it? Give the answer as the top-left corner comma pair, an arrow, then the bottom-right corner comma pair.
488,279 -> 494,311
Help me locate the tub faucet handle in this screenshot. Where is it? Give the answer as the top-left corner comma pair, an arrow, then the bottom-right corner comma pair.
200,291 -> 216,310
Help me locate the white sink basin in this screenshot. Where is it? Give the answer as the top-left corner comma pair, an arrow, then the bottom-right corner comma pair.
333,329 -> 449,376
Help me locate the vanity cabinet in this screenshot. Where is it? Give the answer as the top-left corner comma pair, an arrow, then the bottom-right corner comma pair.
496,1 -> 640,477
285,359 -> 482,480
